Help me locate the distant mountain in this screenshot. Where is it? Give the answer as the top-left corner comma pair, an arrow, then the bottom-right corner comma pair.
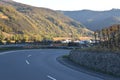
61,9 -> 120,31
0,0 -> 92,41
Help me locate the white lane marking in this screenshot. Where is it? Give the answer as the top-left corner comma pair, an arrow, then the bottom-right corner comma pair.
0,51 -> 18,55
26,60 -> 30,64
47,75 -> 56,80
28,54 -> 32,57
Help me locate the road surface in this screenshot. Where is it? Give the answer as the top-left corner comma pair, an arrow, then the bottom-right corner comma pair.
0,49 -> 103,80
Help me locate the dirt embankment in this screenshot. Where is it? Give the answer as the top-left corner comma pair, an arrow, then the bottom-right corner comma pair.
69,50 -> 120,76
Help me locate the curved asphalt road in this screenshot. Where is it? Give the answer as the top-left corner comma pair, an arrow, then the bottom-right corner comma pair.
0,49 -> 103,80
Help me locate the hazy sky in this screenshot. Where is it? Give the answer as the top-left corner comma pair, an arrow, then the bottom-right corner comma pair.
13,0 -> 120,11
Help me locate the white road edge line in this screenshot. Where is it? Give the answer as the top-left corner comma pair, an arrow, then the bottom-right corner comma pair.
0,51 -> 19,55
26,60 -> 30,64
47,75 -> 56,80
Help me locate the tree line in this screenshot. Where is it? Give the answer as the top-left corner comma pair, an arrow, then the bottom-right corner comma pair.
94,24 -> 120,50
0,32 -> 44,44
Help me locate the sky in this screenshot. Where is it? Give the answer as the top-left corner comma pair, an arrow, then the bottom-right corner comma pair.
13,0 -> 120,11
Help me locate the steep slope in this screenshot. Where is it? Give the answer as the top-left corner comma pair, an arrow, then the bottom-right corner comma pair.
61,9 -> 120,31
0,0 -> 93,41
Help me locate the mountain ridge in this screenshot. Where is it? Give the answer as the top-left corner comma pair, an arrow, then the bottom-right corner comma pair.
61,9 -> 120,31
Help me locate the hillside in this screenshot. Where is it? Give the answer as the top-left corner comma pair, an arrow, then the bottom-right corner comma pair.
0,0 -> 92,42
61,9 -> 120,31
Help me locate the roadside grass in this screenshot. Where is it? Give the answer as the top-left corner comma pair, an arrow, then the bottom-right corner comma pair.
0,47 -> 26,52
0,45 -> 41,52
0,44 -> 71,53
62,54 -> 69,58
76,46 -> 120,54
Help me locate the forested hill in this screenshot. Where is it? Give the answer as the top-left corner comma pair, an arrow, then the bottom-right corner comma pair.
61,9 -> 120,31
0,0 -> 92,41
